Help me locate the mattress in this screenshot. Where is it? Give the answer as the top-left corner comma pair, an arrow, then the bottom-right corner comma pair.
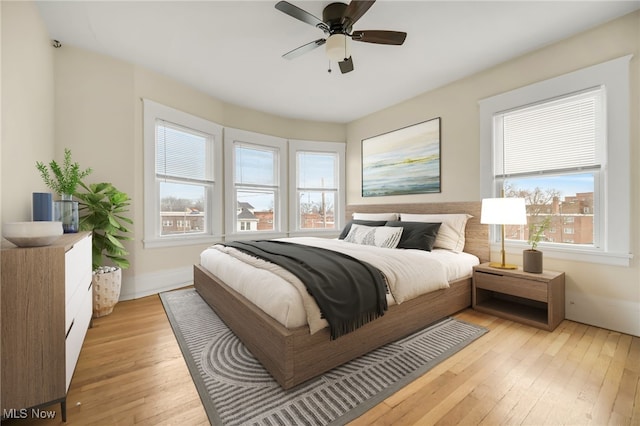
199,237 -> 479,333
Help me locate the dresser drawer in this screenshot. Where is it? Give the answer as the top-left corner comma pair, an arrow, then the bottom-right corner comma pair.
66,277 -> 92,333
65,233 -> 92,306
65,283 -> 92,391
474,270 -> 548,303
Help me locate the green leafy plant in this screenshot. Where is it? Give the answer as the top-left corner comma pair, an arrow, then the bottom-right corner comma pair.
75,181 -> 133,270
36,148 -> 92,196
527,216 -> 551,251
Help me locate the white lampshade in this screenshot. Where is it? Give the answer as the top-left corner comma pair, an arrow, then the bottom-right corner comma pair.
325,34 -> 350,62
481,198 -> 527,225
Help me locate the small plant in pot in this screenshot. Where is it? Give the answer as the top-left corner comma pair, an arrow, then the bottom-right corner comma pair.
36,148 -> 92,233
523,216 -> 551,273
75,181 -> 132,317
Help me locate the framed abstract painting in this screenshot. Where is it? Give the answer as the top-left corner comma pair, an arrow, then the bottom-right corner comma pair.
362,117 -> 441,197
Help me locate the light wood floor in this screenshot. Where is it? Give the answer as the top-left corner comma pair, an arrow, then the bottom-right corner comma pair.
7,292 -> 639,425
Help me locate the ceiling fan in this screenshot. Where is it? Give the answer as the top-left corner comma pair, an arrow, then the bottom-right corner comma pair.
275,0 -> 407,74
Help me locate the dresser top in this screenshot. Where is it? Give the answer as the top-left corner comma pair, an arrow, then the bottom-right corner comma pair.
474,262 -> 564,281
1,231 -> 91,252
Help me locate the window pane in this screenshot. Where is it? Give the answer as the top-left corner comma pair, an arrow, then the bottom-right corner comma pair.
298,152 -> 337,188
505,173 -> 594,245
236,189 -> 274,232
156,121 -> 208,180
159,181 -> 206,236
298,191 -> 336,229
235,145 -> 276,185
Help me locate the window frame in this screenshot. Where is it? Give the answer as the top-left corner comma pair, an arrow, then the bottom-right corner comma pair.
494,87 -> 604,250
288,139 -> 346,236
143,99 -> 223,248
479,55 -> 632,266
224,128 -> 288,240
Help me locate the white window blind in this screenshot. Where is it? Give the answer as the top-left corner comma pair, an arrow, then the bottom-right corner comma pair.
156,120 -> 211,181
500,87 -> 603,176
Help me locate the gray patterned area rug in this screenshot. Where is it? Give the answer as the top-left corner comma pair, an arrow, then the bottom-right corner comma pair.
160,288 -> 487,426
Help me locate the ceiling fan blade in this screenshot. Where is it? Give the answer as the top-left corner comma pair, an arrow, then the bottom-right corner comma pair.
342,0 -> 375,28
275,1 -> 328,31
282,38 -> 326,60
338,56 -> 354,74
351,30 -> 407,45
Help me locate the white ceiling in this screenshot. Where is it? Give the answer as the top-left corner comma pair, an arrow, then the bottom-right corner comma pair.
36,1 -> 640,123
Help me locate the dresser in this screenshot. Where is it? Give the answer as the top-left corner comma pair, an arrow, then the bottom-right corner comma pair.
1,232 -> 93,421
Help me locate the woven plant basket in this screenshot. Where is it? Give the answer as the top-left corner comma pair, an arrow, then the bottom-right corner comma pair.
92,268 -> 122,318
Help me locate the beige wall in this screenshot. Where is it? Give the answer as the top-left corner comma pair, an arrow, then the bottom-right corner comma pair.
53,46 -> 346,299
346,12 -> 640,336
1,1 -> 55,222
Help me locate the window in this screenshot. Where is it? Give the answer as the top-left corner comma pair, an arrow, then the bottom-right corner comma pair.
495,88 -> 602,248
143,100 -> 223,248
480,55 -> 631,266
289,140 -> 345,234
224,128 -> 287,238
296,152 -> 337,230
145,102 -> 346,243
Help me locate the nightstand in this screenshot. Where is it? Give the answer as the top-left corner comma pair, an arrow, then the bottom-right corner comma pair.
472,262 -> 565,331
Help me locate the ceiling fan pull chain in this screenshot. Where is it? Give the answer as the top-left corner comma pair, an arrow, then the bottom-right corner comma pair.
343,35 -> 348,61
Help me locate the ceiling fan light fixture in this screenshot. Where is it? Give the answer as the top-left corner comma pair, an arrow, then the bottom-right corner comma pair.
325,34 -> 350,62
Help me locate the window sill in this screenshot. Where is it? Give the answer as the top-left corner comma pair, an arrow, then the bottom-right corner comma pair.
225,231 -> 288,241
494,242 -> 633,267
144,230 -> 342,248
143,234 -> 222,249
289,230 -> 341,238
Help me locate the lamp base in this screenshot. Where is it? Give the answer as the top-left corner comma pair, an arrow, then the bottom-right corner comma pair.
488,262 -> 519,270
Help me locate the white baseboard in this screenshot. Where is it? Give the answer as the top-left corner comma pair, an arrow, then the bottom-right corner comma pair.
119,266 -> 193,301
566,290 -> 640,337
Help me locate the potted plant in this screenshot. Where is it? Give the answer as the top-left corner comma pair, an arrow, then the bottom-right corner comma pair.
36,148 -> 92,233
523,215 -> 551,273
75,181 -> 132,317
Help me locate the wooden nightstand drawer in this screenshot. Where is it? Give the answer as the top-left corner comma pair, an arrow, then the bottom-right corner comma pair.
474,270 -> 547,303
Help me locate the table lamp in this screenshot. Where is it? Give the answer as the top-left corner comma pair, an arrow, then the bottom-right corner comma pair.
481,197 -> 527,269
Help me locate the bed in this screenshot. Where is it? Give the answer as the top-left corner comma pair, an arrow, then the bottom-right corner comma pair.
194,202 -> 489,389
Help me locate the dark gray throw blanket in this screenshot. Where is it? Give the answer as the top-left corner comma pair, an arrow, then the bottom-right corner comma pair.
222,240 -> 388,339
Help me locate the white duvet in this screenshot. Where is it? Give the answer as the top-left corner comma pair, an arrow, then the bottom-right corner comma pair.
200,237 -> 479,334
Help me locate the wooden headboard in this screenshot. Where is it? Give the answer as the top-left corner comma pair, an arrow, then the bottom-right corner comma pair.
346,202 -> 489,263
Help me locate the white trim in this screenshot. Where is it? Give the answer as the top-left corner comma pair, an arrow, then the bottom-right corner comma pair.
493,241 -> 633,267
288,139 -> 346,233
142,99 -> 223,248
565,289 -> 640,337
479,55 -> 632,265
142,235 -> 223,249
224,127 -> 288,239
119,266 -> 192,300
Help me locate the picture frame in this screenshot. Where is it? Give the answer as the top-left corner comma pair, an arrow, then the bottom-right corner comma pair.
361,117 -> 441,197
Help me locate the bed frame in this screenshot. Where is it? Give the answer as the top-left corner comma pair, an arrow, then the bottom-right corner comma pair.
194,202 -> 488,389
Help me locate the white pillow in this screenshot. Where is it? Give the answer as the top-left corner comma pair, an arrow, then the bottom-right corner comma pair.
344,224 -> 403,249
400,213 -> 472,252
352,212 -> 399,221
